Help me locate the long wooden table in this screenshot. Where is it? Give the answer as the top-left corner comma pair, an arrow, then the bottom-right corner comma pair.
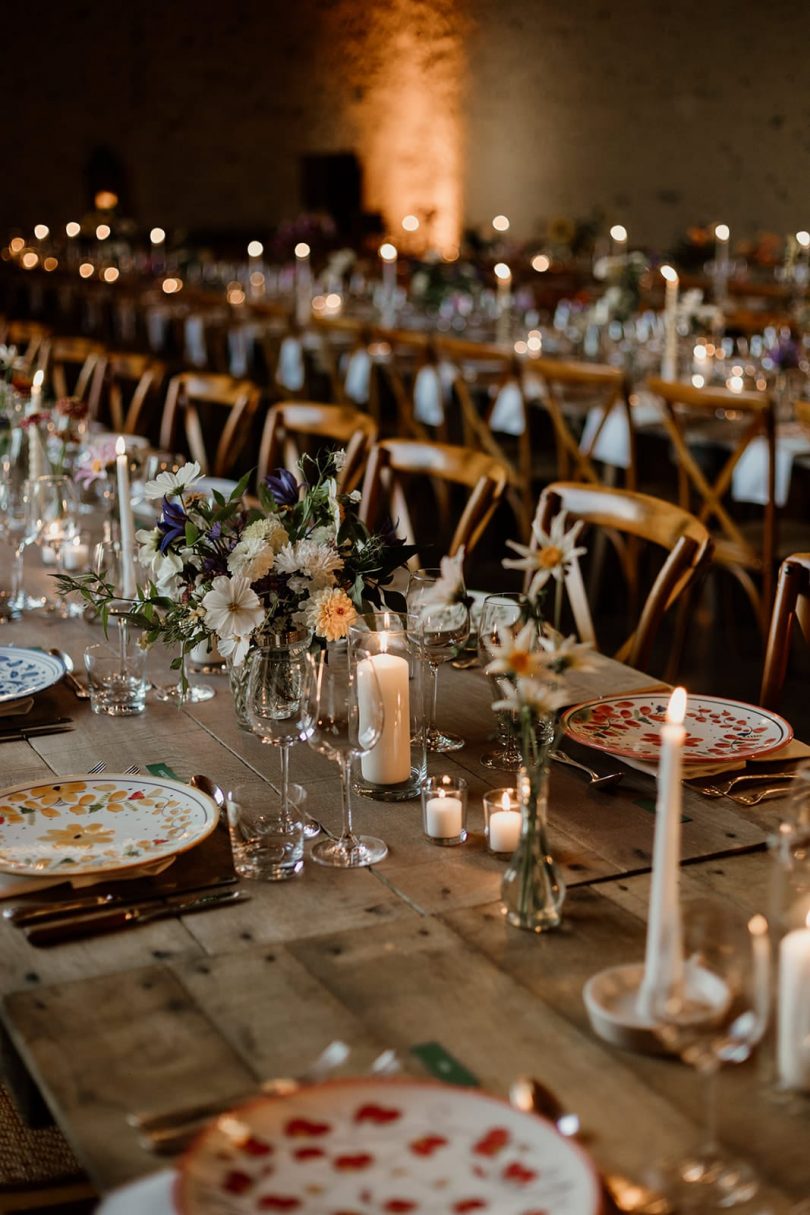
0,587 -> 808,1208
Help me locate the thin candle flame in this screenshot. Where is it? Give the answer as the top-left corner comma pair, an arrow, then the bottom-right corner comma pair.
660,264 -> 679,284
749,913 -> 768,937
115,436 -> 126,457
667,686 -> 687,725
501,791 -> 512,812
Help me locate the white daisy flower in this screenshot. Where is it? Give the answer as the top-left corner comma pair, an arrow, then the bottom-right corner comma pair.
484,620 -> 544,680
537,631 -> 594,674
143,460 -> 202,501
201,575 -> 264,640
503,512 -> 586,600
492,677 -> 569,718
274,540 -> 343,590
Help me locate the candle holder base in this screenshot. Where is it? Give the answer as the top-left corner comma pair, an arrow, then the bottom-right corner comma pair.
423,831 -> 467,847
583,963 -> 669,1056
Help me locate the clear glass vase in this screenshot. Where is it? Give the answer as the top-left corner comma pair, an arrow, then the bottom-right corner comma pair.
227,630 -> 311,731
501,761 -> 565,933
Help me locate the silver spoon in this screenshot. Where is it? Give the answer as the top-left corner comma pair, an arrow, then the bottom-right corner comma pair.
188,774 -> 226,809
552,749 -> 623,789
48,648 -> 90,700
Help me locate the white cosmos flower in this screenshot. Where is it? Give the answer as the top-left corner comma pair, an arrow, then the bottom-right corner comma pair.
492,676 -> 569,718
412,547 -> 467,608
217,632 -> 253,667
332,448 -> 347,472
503,512 -> 586,600
135,527 -> 183,590
143,460 -> 202,501
484,620 -> 544,680
201,575 -> 264,640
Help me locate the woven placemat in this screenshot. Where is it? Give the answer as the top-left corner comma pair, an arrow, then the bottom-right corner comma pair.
0,1082 -> 83,1189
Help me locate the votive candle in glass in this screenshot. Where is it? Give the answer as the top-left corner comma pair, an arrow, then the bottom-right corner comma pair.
422,775 -> 467,846
484,787 -> 521,855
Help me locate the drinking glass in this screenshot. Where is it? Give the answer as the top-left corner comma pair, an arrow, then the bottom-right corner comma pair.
300,648 -> 386,867
245,644 -> 320,841
27,475 -> 80,616
0,458 -> 44,612
477,592 -> 526,770
650,899 -> 770,1207
227,779 -> 304,881
84,642 -> 148,715
407,568 -> 470,752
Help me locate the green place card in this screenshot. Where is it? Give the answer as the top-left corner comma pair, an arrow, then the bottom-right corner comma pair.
146,761 -> 182,781
410,1041 -> 480,1087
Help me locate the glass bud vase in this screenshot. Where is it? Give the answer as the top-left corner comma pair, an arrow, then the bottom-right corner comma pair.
227,630 -> 311,731
501,763 -> 565,933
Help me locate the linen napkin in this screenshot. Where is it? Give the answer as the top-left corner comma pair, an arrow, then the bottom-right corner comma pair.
413,365 -> 445,426
343,347 -> 371,404
276,336 -> 305,392
730,425 -> 810,507
0,697 -> 34,718
488,380 -> 525,435
0,856 -> 176,902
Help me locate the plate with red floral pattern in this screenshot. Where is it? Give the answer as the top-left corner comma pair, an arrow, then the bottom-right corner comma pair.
561,694 -> 792,764
175,1077 -> 601,1215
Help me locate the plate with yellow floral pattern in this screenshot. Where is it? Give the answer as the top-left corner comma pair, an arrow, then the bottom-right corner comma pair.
0,774 -> 219,876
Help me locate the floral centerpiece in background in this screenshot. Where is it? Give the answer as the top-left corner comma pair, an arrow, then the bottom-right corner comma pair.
60,449 -> 415,714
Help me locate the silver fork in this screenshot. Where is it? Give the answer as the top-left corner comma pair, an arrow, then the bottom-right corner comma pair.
729,786 -> 797,807
692,771 -> 800,798
87,762 -> 106,774
552,749 -> 623,788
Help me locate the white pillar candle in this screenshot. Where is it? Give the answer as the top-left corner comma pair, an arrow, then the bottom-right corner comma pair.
489,808 -> 521,853
115,436 -> 137,599
638,686 -> 687,1017
425,792 -> 463,839
294,242 -> 312,326
358,648 -> 410,784
660,265 -> 679,381
778,914 -> 810,1091
494,262 -> 512,345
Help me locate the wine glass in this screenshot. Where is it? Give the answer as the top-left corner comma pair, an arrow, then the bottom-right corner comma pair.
27,475 -> 80,616
246,645 -> 320,840
300,648 -> 386,867
650,899 -> 770,1207
478,592 -> 526,770
407,568 -> 470,752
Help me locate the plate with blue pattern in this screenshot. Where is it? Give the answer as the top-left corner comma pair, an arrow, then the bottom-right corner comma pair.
0,647 -> 65,704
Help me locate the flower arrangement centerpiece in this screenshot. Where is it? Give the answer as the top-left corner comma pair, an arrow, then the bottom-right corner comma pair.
483,511 -> 593,932
58,449 -> 416,716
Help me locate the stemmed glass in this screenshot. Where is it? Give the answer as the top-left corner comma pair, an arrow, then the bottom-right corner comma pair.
245,646 -> 320,840
650,899 -> 770,1207
300,648 -> 386,867
478,592 -> 526,770
27,475 -> 80,616
407,568 -> 470,753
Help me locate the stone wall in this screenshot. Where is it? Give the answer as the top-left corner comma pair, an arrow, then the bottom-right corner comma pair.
3,0 -> 809,247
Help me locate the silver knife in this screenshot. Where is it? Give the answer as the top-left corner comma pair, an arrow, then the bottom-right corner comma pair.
0,720 -> 75,743
27,889 -> 249,947
6,877 -> 239,926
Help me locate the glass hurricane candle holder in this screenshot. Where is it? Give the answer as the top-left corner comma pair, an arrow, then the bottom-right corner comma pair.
421,775 -> 468,846
483,787 -> 521,856
349,611 -> 426,801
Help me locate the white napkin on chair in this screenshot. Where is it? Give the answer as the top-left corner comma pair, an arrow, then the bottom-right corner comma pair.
184,316 -> 207,368
277,336 -> 305,392
413,365 -> 445,426
228,326 -> 250,378
145,308 -> 169,353
488,381 -> 525,435
730,429 -> 810,507
344,348 -> 371,404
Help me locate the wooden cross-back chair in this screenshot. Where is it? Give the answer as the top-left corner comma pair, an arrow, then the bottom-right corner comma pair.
795,400 -> 810,428
257,401 -> 377,494
646,376 -> 777,629
760,553 -> 810,709
534,482 -> 713,673
532,357 -> 632,488
3,321 -> 51,377
88,352 -> 166,436
159,372 -> 262,477
359,438 -> 509,570
47,336 -> 107,404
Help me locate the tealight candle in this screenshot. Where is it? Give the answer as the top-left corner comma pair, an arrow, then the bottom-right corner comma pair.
422,776 -> 467,845
484,787 -> 521,855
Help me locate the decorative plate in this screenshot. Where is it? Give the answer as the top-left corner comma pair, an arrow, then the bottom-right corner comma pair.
562,694 -> 793,764
175,1077 -> 600,1215
0,774 -> 219,876
0,647 -> 65,705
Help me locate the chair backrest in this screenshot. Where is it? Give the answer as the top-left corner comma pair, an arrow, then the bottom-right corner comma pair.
159,372 -> 262,476
88,352 -> 166,435
535,481 -> 713,671
532,356 -> 631,487
4,321 -> 51,376
646,375 -> 777,626
257,401 -> 377,494
760,553 -> 810,709
47,337 -> 107,403
359,438 -> 509,568
795,400 -> 810,428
